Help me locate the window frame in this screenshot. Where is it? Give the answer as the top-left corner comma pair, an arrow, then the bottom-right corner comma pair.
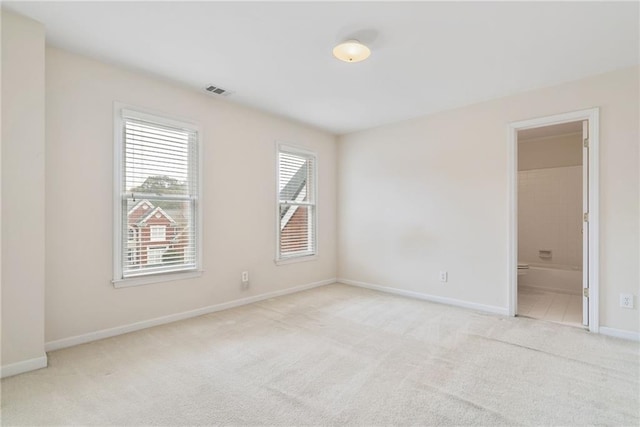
149,225 -> 167,242
275,142 -> 318,264
113,103 -> 203,288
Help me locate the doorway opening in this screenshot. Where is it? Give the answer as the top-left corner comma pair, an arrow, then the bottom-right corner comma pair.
508,108 -> 599,332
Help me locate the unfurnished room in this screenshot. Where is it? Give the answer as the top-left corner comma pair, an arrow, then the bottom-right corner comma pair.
1,1 -> 639,425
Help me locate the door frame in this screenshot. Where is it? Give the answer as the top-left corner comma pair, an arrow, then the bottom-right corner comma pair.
507,107 -> 599,332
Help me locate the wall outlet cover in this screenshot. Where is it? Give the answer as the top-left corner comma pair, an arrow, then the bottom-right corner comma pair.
439,271 -> 448,282
241,271 -> 249,285
619,293 -> 634,309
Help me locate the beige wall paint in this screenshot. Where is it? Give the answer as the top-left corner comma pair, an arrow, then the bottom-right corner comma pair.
1,12 -> 46,367
338,66 -> 639,333
2,10 -> 637,368
518,133 -> 582,170
45,48 -> 337,342
518,166 -> 583,271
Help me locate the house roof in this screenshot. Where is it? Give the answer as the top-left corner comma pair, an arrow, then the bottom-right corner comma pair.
128,199 -> 147,214
279,165 -> 307,221
136,205 -> 177,227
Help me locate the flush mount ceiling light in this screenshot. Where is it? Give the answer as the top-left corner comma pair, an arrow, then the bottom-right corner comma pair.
332,40 -> 371,63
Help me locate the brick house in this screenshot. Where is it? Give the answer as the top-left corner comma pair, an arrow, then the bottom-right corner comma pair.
280,205 -> 310,253
127,199 -> 187,268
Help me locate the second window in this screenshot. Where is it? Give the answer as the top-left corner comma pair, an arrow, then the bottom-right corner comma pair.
277,144 -> 317,261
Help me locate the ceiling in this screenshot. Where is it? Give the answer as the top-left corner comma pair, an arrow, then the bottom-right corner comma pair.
5,1 -> 639,135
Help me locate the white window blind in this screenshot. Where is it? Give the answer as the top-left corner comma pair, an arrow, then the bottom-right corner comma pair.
115,108 -> 200,283
277,146 -> 316,260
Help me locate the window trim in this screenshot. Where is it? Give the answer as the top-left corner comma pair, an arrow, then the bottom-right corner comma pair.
113,102 -> 203,288
275,142 -> 318,265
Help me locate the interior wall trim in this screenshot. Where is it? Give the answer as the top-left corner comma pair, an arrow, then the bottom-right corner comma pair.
599,326 -> 640,342
507,107 -> 600,332
0,354 -> 48,379
45,278 -> 336,352
338,278 -> 509,316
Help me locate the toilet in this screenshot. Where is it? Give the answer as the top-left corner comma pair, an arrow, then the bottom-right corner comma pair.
518,263 -> 529,276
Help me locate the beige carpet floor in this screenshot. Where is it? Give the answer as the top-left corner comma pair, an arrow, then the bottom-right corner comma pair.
1,283 -> 639,426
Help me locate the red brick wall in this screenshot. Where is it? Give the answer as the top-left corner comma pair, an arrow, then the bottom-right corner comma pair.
281,207 -> 309,254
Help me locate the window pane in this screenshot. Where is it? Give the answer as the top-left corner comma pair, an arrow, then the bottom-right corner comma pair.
123,196 -> 196,276
118,112 -> 199,282
279,204 -> 315,257
150,225 -> 166,242
277,147 -> 316,260
278,152 -> 313,202
124,119 -> 195,196
147,247 -> 166,265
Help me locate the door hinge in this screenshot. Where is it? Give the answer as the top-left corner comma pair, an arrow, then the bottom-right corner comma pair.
583,138 -> 589,148
583,288 -> 590,298
583,212 -> 589,222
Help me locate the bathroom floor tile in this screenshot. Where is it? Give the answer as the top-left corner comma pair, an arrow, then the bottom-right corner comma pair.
518,286 -> 583,328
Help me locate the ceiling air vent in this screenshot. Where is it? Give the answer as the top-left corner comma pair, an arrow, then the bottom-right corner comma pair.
205,85 -> 233,96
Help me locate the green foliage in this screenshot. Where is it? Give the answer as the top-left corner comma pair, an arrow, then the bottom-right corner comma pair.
162,247 -> 183,265
131,175 -> 188,213
131,175 -> 186,195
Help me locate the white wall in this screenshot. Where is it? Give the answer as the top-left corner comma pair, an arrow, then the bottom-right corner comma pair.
518,166 -> 583,270
338,66 -> 639,333
1,11 -> 47,374
518,133 -> 582,170
45,47 -> 337,343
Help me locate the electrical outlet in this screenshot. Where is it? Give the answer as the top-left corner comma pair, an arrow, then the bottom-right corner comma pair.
439,271 -> 448,283
619,293 -> 634,309
241,271 -> 249,289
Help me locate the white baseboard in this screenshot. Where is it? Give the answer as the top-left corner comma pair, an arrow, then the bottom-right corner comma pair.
46,278 -> 336,352
599,326 -> 640,342
338,278 -> 509,316
0,354 -> 48,379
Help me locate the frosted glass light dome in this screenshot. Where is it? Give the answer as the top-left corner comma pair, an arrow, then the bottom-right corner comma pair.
332,40 -> 371,63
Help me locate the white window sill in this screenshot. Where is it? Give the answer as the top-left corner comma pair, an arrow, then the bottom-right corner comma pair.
113,270 -> 203,288
275,255 -> 318,266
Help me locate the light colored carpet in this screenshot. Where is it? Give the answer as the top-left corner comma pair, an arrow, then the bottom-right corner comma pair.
1,283 -> 639,426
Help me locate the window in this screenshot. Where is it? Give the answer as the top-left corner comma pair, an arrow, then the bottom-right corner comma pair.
150,225 -> 166,242
127,248 -> 135,265
114,105 -> 201,286
277,144 -> 317,262
147,246 -> 167,265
